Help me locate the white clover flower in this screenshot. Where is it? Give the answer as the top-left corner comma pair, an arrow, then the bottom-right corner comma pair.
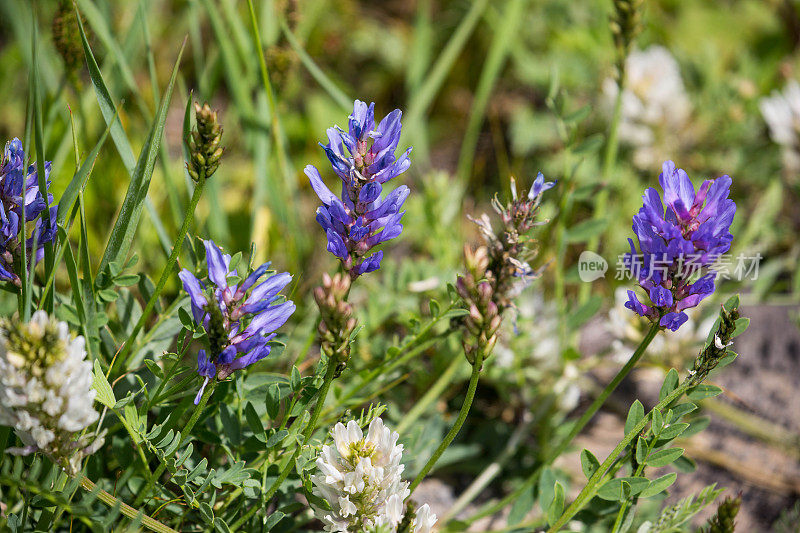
0,311 -> 103,474
602,46 -> 691,168
311,417 -> 437,532
759,80 -> 800,171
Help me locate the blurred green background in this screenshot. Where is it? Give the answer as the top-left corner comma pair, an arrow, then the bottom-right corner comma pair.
0,0 -> 796,304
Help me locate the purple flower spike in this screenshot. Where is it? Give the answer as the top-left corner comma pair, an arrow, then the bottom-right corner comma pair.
306,100 -> 412,279
624,161 -> 736,331
0,138 -> 58,285
180,239 -> 296,403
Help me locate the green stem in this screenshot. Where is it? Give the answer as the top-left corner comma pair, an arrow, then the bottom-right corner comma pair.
610,434 -> 653,533
264,359 -> 336,502
79,475 -> 177,533
408,350 -> 484,495
461,322 -> 659,526
547,379 -> 691,532
133,381 -> 215,507
245,0 -> 299,266
112,177 -> 206,374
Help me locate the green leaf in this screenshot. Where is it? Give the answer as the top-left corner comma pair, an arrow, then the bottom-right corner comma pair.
646,447 -> 684,467
266,384 -> 281,419
652,408 -> 664,435
143,359 -> 163,379
733,317 -> 750,337
687,384 -> 723,400
546,482 -> 564,526
682,416 -> 711,438
670,402 -> 698,420
596,477 -> 649,501
507,482 -> 535,526
673,455 -> 697,473
244,402 -> 264,441
441,308 -> 470,320
266,429 -> 288,448
213,517 -> 232,533
715,350 -> 738,370
429,299 -> 440,317
635,437 -> 648,464
625,400 -> 645,435
264,511 -> 285,531
658,422 -> 690,441
291,366 -> 302,391
113,274 -> 140,287
198,502 -> 214,523
92,359 -> 115,408
723,295 -> 740,312
639,473 -> 677,498
86,25 -> 187,273
659,369 -> 679,402
580,449 -> 600,479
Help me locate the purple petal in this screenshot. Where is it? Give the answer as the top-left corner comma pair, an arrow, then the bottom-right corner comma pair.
179,269 -> 208,311
305,165 -> 336,205
203,240 -> 229,289
660,312 -> 689,331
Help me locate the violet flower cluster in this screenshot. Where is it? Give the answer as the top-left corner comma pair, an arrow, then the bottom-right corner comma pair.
625,161 -> 736,331
179,240 -> 295,403
306,100 -> 411,278
0,138 -> 57,285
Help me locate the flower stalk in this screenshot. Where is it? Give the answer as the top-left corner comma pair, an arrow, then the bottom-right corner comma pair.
113,102 -> 222,374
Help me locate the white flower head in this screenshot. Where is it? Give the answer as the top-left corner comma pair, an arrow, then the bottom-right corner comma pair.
603,46 -> 691,167
311,416 -> 437,532
759,80 -> 800,171
0,311 -> 103,474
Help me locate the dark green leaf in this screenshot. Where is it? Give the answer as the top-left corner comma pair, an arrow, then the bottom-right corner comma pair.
244,402 -> 264,440
266,384 -> 281,419
580,449 -> 600,479
687,385 -> 723,400
596,477 -> 649,501
646,448 -> 684,467
639,473 -> 677,498
659,369 -> 679,402
625,400 -> 645,435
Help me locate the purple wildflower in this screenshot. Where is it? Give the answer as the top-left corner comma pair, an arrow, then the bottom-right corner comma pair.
0,138 -> 57,285
305,100 -> 412,279
179,240 -> 296,404
625,161 -> 736,331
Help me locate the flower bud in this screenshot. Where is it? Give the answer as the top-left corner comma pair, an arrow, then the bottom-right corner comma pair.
187,102 -> 224,182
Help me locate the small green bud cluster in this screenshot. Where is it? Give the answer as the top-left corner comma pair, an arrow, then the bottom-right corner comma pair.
700,495 -> 741,533
52,0 -> 86,91
688,303 -> 739,384
456,245 -> 501,366
187,102 -> 224,182
610,0 -> 644,78
314,273 -> 357,377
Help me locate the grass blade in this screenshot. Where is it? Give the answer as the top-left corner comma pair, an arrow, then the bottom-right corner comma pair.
280,20 -> 351,110
95,37 -> 187,275
405,0 -> 489,160
456,0 -> 528,182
